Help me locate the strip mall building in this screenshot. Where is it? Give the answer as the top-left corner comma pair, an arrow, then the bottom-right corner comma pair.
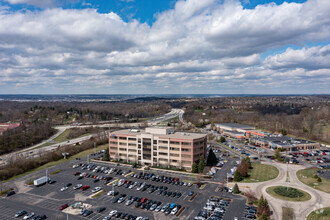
109,127 -> 207,170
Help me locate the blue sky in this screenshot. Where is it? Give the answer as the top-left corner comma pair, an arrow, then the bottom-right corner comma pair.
0,0 -> 329,94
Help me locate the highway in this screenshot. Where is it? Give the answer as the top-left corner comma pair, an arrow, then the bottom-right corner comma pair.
0,108 -> 184,166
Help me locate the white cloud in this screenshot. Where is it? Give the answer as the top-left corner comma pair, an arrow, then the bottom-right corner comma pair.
0,0 -> 329,94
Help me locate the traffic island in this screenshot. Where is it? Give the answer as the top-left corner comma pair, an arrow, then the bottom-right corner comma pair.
90,190 -> 105,198
266,186 -> 311,202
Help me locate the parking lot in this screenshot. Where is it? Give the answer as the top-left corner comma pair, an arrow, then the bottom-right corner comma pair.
1,148 -> 251,220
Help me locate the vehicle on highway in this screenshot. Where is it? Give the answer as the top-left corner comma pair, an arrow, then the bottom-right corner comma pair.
15,210 -> 27,218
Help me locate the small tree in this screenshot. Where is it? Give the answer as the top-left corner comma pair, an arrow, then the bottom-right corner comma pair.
274,149 -> 282,161
103,148 -> 110,161
191,162 -> 198,173
233,170 -> 243,182
317,177 -> 322,182
207,149 -> 218,166
281,129 -> 287,136
220,136 -> 226,143
233,183 -> 241,194
198,157 -> 206,173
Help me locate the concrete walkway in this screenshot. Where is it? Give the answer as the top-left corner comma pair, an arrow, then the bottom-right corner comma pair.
227,161 -> 330,220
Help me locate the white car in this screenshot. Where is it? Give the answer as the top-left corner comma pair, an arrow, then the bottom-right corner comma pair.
171,207 -> 178,215
60,187 -> 68,191
228,188 -> 233,193
23,212 -> 35,219
107,191 -> 115,196
109,210 -> 117,217
92,187 -> 101,193
73,184 -> 82,190
72,164 -> 79,168
155,206 -> 162,212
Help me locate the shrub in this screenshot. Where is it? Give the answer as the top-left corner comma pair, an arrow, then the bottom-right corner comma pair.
273,186 -> 303,198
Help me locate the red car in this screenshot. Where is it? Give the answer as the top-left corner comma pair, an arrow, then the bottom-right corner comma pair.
60,204 -> 68,210
81,185 -> 90,191
74,172 -> 81,176
140,197 -> 147,203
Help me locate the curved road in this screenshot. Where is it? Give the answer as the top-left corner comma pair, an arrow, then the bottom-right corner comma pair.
0,108 -> 184,165
228,161 -> 330,220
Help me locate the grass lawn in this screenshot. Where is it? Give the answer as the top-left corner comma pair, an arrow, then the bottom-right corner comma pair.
53,129 -> 71,142
240,163 -> 279,183
307,207 -> 330,220
282,207 -> 294,220
296,168 -> 330,193
266,186 -> 311,202
5,144 -> 108,183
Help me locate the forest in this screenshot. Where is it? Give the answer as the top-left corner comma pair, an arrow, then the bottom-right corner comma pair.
0,101 -> 171,155
180,96 -> 329,144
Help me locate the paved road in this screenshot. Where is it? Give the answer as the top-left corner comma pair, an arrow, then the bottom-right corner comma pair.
227,161 -> 330,220
0,109 -> 184,166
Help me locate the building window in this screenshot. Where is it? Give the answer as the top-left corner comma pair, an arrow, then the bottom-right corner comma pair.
170,147 -> 179,151
170,153 -> 179,157
119,137 -> 126,140
110,142 -> 117,145
181,142 -> 191,146
182,161 -> 191,165
110,136 -> 117,139
159,140 -> 168,144
153,140 -> 157,144
182,148 -> 191,152
159,146 -> 168,150
170,141 -> 180,145
182,154 -> 191,158
128,137 -> 136,141
119,148 -> 126,151
110,147 -> 117,150
159,152 -> 168,156
128,143 -> 136,146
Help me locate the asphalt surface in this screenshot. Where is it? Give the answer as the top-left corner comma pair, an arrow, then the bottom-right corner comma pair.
1,153 -> 248,220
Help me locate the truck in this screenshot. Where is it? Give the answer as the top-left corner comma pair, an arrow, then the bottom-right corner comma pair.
34,176 -> 49,186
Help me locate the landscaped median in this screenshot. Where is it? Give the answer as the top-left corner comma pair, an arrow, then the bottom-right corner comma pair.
297,168 -> 330,193
90,190 -> 105,198
266,186 -> 311,202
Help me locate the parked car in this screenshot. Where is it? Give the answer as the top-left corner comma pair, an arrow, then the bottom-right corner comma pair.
15,210 -> 27,218
23,212 -> 35,219
59,203 -> 68,210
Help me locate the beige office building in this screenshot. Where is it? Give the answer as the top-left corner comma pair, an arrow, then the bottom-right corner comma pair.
108,127 -> 207,170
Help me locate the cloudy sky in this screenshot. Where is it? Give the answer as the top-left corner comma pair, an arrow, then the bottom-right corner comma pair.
0,0 -> 329,94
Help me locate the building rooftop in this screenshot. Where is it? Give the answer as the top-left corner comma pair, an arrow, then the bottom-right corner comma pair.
111,128 -> 207,140
215,123 -> 255,130
253,136 -> 317,147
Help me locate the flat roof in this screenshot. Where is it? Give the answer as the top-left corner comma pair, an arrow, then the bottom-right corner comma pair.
215,123 -> 255,129
111,129 -> 207,140
253,136 -> 318,147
